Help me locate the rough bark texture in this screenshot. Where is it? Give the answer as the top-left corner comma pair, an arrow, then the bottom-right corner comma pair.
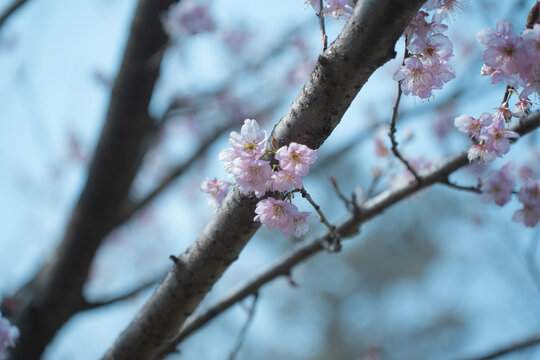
6,0 -> 176,358
103,1 -> 426,359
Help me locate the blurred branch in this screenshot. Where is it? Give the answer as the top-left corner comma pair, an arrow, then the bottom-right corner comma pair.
455,332 -> 540,360
81,277 -> 161,311
0,0 -> 28,29
8,0 -> 177,358
103,1 -> 427,359
227,293 -> 259,360
160,111 -> 540,353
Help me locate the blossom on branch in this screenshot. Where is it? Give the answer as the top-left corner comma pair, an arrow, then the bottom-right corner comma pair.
480,161 -> 515,206
200,179 -> 230,207
0,313 -> 18,360
275,142 -> 318,177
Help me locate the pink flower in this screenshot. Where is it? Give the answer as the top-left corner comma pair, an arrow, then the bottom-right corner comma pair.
305,0 -> 321,13
275,142 -> 318,177
468,143 -> 496,163
408,33 -> 453,61
480,161 -> 515,206
512,203 -> 540,227
404,10 -> 448,41
322,0 -> 354,19
231,158 -> 272,198
254,198 -> 297,233
286,211 -> 320,238
270,171 -> 303,192
513,97 -> 532,117
432,0 -> 468,22
394,56 -> 436,98
517,179 -> 540,207
454,113 -> 490,140
0,313 -> 19,360
493,103 -> 512,122
219,119 -> 267,171
200,179 -> 230,207
254,198 -> 318,238
477,20 -> 524,88
483,117 -> 519,156
161,1 -> 215,38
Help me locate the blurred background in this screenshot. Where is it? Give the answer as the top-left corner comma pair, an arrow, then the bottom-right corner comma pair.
1,0 -> 539,359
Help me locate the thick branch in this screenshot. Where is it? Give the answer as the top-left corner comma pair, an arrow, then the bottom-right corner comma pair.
7,0 -> 176,359
162,111 -> 540,351
102,1 -> 428,359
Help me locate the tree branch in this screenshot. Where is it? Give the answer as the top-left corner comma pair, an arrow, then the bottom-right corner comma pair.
7,0 -> 177,358
0,0 -> 28,30
455,333 -> 540,360
159,111 -> 540,354
103,1 -> 427,359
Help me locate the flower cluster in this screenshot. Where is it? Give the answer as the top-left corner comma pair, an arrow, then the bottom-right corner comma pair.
454,112 -> 519,163
161,1 -> 215,39
305,0 -> 354,20
477,20 -> 540,100
202,119 -> 319,237
480,161 -> 540,227
393,1 -> 463,98
0,313 -> 18,360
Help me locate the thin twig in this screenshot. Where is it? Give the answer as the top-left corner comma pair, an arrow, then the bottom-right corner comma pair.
81,277 -> 160,311
389,79 -> 421,183
328,176 -> 355,210
455,333 -> 540,360
388,41 -> 421,183
360,169 -> 384,206
439,178 -> 481,194
317,0 -> 328,52
227,293 -> 259,360
300,187 -> 341,251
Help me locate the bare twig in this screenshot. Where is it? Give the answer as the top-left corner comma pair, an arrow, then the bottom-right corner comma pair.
328,176 -> 355,211
439,178 -> 481,194
300,187 -> 341,251
389,79 -> 421,183
81,278 -> 160,311
317,0 -> 328,51
0,0 -> 28,30
227,293 -> 259,360
455,333 -> 540,360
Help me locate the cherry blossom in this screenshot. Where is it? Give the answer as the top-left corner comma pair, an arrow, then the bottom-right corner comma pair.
393,57 -> 437,98
254,198 -> 297,234
200,179 -> 230,207
270,171 -> 303,192
322,0 -> 354,19
275,142 -> 318,177
219,119 -> 267,172
231,158 -> 272,198
162,1 -> 215,38
480,161 -> 515,206
286,211 -> 320,238
0,313 -> 18,360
